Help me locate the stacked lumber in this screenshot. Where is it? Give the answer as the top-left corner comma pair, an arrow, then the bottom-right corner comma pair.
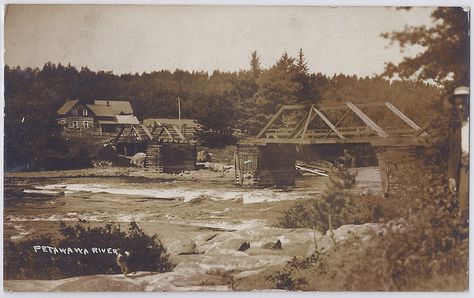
295,164 -> 328,176
145,144 -> 163,172
145,142 -> 196,173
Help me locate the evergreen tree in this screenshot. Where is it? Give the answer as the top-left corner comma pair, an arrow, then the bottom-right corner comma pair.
254,52 -> 301,115
250,50 -> 261,79
382,7 -> 469,90
4,56 -> 443,170
295,48 -> 313,103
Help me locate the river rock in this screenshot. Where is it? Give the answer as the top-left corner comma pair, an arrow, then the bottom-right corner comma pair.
197,150 -> 212,162
262,239 -> 282,250
237,242 -> 250,251
130,152 -> 146,167
166,239 -> 197,255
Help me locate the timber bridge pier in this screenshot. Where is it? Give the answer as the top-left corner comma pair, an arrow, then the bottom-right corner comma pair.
235,101 -> 429,196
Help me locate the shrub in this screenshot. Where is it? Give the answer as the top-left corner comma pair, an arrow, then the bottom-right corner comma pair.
97,144 -> 118,160
4,235 -> 62,280
266,249 -> 328,290
96,144 -> 132,167
4,220 -> 173,280
277,162 -> 423,232
278,165 -> 360,232
273,163 -> 468,291
345,164 -> 468,291
194,130 -> 236,149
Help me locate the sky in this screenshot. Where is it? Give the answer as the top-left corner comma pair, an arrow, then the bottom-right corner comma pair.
4,5 -> 436,77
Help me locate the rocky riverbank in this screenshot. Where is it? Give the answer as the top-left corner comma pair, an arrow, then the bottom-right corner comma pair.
4,222 -> 386,292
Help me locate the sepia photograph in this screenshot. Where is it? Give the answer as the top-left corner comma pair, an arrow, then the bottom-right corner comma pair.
2,3 -> 470,292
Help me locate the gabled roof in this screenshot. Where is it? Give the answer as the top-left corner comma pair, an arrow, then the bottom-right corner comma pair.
58,99 -> 134,117
87,100 -> 133,116
98,115 -> 140,125
86,105 -> 116,117
116,115 -> 140,125
57,99 -> 80,115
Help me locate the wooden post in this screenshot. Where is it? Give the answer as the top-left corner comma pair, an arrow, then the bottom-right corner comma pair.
414,122 -> 431,137
300,105 -> 314,143
346,101 -> 388,138
256,105 -> 305,139
287,116 -> 309,139
375,147 -> 390,197
385,102 -> 421,131
141,124 -> 153,140
291,107 -> 320,139
234,152 -> 238,183
312,106 -> 345,139
256,106 -> 286,139
172,125 -> 187,142
177,97 -> 182,131
132,125 -> 142,141
324,110 -> 351,138
163,126 -> 175,141
235,151 -> 243,185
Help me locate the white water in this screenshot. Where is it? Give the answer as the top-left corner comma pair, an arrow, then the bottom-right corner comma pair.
24,183 -> 320,204
5,213 -> 266,231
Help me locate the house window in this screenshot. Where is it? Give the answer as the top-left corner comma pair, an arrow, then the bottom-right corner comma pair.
72,109 -> 78,116
83,121 -> 89,129
73,121 -> 79,129
83,109 -> 88,116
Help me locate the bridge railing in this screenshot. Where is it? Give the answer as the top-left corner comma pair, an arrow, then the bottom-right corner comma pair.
255,101 -> 427,145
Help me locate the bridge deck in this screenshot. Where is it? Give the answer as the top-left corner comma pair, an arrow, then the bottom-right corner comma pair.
248,101 -> 428,147
237,101 -> 428,195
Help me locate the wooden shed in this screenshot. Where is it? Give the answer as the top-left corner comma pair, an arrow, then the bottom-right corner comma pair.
235,143 -> 296,187
145,142 -> 197,173
114,123 -> 197,173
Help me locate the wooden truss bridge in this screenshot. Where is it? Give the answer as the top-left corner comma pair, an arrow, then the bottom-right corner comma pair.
113,121 -> 196,173
250,101 -> 428,146
114,121 -> 189,145
236,101 -> 429,196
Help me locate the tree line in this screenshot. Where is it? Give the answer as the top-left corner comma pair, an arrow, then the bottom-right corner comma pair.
4,49 -> 442,171
6,6 -> 469,172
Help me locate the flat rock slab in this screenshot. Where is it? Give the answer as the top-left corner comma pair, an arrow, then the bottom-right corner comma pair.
4,223 -> 385,292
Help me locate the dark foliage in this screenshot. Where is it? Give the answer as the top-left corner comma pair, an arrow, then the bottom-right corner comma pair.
4,221 -> 173,280
193,94 -> 237,148
345,164 -> 468,290
5,49 -> 442,171
382,7 -> 470,90
267,249 -> 328,290
273,162 -> 468,290
3,235 -> 62,280
278,165 -> 361,233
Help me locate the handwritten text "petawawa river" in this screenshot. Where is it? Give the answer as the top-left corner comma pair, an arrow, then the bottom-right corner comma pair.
33,246 -> 119,255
